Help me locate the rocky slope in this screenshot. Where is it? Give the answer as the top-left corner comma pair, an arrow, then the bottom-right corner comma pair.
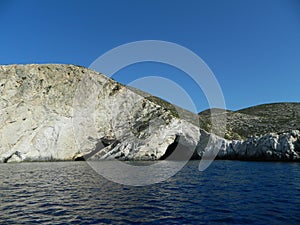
199,103 -> 300,140
0,64 -> 200,163
197,104 -> 300,161
0,64 -> 299,162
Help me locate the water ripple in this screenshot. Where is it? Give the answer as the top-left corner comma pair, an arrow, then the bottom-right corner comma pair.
0,161 -> 299,224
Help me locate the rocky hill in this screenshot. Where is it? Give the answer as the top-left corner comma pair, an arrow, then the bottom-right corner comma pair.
197,103 -> 300,161
0,64 -> 299,162
0,64 -> 200,163
199,103 -> 300,140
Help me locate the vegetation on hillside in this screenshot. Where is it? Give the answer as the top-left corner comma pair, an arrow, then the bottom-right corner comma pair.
199,103 -> 300,140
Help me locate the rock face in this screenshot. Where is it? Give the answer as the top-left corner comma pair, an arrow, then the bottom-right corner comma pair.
0,64 -> 200,163
0,64 -> 299,163
197,130 -> 300,161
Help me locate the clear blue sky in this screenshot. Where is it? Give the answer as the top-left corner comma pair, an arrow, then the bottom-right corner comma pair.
0,0 -> 299,112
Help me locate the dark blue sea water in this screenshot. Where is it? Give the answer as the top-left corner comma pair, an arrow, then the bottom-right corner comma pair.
0,160 -> 299,224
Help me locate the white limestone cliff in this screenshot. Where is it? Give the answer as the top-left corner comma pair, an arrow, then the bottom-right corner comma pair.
0,64 -> 200,162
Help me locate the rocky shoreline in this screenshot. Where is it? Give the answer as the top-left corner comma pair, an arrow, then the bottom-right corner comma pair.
0,64 -> 299,163
196,130 -> 300,161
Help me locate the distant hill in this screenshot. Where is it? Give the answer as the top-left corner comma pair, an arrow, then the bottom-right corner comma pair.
199,103 -> 300,140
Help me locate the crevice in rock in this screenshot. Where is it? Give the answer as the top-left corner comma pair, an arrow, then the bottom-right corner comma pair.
74,155 -> 85,161
101,136 -> 116,147
73,137 -> 118,161
294,138 -> 300,154
3,151 -> 21,163
159,135 -> 180,160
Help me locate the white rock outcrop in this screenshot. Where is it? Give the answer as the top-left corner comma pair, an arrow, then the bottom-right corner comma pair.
196,130 -> 300,161
0,64 -> 200,162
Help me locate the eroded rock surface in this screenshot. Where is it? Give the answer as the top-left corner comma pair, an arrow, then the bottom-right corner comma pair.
0,64 -> 200,162
1,64 -> 299,163
197,130 -> 300,161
